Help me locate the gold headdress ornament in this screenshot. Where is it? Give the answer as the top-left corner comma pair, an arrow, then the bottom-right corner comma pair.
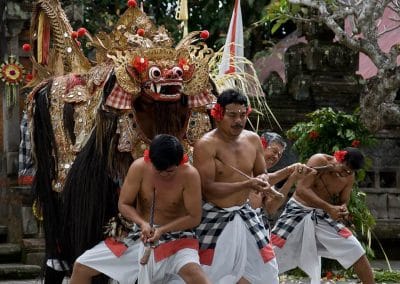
27,0 -> 91,85
99,5 -> 213,98
27,1 -> 213,99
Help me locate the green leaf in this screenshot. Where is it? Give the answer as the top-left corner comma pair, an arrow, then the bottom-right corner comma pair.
345,129 -> 356,140
271,18 -> 289,34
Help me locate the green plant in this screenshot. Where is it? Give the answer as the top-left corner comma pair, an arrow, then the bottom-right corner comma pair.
374,270 -> 400,283
286,107 -> 376,254
287,107 -> 375,162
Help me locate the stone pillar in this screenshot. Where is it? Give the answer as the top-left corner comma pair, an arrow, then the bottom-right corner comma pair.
2,1 -> 30,176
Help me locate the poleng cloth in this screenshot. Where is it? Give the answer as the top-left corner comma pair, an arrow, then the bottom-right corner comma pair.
271,198 -> 352,248
196,202 -> 274,265
271,198 -> 363,284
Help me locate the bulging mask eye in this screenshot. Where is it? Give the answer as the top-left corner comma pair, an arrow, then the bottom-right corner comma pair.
149,66 -> 161,80
172,66 -> 183,78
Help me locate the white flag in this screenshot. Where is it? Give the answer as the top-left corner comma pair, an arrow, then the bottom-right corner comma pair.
218,0 -> 244,75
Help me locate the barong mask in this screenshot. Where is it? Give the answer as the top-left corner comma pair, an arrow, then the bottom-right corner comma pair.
27,1 -> 215,191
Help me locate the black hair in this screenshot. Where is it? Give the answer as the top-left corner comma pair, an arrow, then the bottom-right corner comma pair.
343,147 -> 365,170
217,89 -> 248,108
149,134 -> 183,171
260,132 -> 287,150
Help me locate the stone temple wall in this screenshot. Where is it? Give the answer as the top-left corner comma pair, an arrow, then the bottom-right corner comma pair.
361,130 -> 400,239
260,22 -> 400,239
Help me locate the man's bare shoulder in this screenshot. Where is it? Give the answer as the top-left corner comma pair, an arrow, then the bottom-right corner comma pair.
180,164 -> 201,184
181,163 -> 200,177
241,129 -> 261,141
127,157 -> 147,175
194,130 -> 218,149
197,129 -> 218,141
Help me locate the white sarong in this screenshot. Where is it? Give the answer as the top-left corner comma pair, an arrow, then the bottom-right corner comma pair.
76,239 -> 199,284
199,204 -> 279,284
272,198 -> 365,284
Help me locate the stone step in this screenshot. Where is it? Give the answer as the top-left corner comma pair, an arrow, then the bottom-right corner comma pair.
21,239 -> 45,266
0,226 -> 7,243
0,243 -> 21,263
0,263 -> 41,280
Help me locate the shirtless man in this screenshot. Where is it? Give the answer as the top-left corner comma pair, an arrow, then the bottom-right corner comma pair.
271,147 -> 375,284
250,131 -> 312,216
70,134 -> 210,284
194,89 -> 279,284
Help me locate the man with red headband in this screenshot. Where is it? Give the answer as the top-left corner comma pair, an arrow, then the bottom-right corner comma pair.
70,134 -> 211,284
271,147 -> 375,284
249,131 -> 314,228
193,89 -> 279,283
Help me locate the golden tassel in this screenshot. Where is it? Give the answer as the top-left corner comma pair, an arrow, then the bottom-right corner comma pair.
37,11 -> 44,64
37,11 -> 50,65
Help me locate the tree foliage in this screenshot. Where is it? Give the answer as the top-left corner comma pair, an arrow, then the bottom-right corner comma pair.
287,107 -> 375,161
62,0 -> 272,58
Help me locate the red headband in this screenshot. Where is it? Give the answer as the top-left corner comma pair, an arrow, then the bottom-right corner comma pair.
143,149 -> 189,165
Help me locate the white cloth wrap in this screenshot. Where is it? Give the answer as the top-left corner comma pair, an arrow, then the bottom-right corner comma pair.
202,205 -> 279,284
274,198 -> 365,284
76,240 -> 199,284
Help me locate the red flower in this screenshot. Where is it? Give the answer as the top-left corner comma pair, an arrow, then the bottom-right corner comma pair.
143,149 -> 151,163
308,130 -> 319,139
246,106 -> 252,116
127,0 -> 137,7
210,103 -> 224,121
137,28 -> 145,36
260,136 -> 268,149
326,271 -> 333,280
132,56 -> 149,73
178,58 -> 189,71
77,27 -> 87,37
180,154 -> 189,165
334,150 -> 348,163
22,43 -> 31,52
71,31 -> 78,39
351,139 -> 361,147
200,30 -> 210,39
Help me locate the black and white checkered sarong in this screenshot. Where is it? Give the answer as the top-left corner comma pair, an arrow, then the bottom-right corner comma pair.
18,111 -> 35,177
271,198 -> 347,242
196,202 -> 270,251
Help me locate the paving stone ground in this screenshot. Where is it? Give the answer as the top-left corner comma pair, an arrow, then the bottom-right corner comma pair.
0,260 -> 399,283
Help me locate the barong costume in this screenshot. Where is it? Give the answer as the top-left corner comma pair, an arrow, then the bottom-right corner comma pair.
271,198 -> 365,284
196,202 -> 279,284
76,224 -> 199,284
